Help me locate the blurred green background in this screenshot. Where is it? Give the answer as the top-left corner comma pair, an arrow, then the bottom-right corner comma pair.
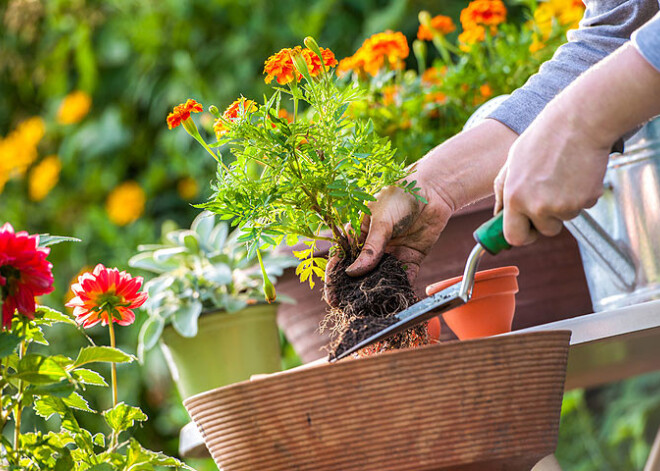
1,0 -> 659,470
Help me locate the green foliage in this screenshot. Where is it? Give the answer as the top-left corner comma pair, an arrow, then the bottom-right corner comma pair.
129,211 -> 296,355
195,42 -> 424,288
0,310 -> 192,470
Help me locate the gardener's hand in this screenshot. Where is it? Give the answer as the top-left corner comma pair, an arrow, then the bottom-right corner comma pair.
345,119 -> 518,283
494,44 -> 660,246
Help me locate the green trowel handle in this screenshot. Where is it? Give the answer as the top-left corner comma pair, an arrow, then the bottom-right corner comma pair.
473,212 -> 511,255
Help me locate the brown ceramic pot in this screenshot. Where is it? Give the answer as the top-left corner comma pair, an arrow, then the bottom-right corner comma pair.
277,197 -> 592,362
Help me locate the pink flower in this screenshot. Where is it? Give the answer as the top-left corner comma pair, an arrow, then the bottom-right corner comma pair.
0,223 -> 54,329
66,264 -> 147,328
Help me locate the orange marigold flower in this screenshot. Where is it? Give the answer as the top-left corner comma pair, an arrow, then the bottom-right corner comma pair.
264,46 -> 337,85
460,0 -> 507,29
421,66 -> 446,86
167,99 -> 203,130
381,85 -> 400,106
458,25 -> 487,51
338,31 -> 409,78
417,15 -> 456,41
66,264 -> 147,328
214,97 -> 257,139
424,91 -> 447,104
480,83 -> 493,98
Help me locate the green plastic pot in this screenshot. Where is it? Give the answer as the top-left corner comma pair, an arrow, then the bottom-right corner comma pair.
159,304 -> 281,399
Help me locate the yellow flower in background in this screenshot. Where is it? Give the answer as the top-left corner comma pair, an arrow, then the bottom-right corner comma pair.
57,91 -> 92,125
177,176 -> 199,200
0,116 -> 45,192
29,155 -> 61,201
106,181 -> 146,226
533,0 -> 585,42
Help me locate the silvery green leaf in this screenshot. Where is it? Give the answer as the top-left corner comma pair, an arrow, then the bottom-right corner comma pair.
203,264 -> 232,285
172,301 -> 203,337
145,276 -> 175,298
225,298 -> 248,313
156,303 -> 178,319
128,252 -> 172,273
210,221 -> 229,250
191,211 -> 216,242
138,316 -> 164,358
153,246 -> 187,262
183,232 -> 200,253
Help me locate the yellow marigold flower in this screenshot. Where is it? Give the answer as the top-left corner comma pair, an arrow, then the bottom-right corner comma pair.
460,0 -> 507,29
177,177 -> 199,200
533,0 -> 585,41
29,155 -> 61,202
0,116 -> 45,192
57,91 -> 92,125
337,31 -> 409,78
418,15 -> 456,41
458,25 -> 487,51
106,181 -> 146,226
529,35 -> 546,53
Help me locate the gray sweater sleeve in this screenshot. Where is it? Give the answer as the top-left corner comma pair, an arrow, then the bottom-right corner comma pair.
633,11 -> 660,72
488,0 -> 659,135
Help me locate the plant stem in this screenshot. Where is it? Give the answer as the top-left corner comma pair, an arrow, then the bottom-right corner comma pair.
108,321 -> 118,408
12,335 -> 27,454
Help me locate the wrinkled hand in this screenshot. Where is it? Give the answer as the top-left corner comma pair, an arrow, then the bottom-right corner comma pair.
493,101 -> 610,246
343,180 -> 454,284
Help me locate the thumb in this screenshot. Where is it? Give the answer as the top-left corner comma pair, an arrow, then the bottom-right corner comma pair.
346,220 -> 392,277
493,163 -> 508,215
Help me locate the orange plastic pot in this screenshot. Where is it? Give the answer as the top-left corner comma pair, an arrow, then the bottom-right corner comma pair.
426,266 -> 519,340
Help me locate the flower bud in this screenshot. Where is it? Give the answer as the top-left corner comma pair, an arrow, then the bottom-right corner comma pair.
304,36 -> 324,63
263,274 -> 277,304
412,40 -> 427,65
209,105 -> 220,118
418,10 -> 432,27
290,51 -> 312,83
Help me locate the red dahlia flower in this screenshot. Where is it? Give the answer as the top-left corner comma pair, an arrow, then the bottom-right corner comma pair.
0,223 -> 54,329
66,264 -> 147,328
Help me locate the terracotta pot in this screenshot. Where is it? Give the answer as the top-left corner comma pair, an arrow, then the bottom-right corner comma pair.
277,197 -> 592,362
427,266 -> 519,340
184,330 -> 571,471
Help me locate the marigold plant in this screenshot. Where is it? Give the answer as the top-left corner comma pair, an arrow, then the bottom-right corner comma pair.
168,37 -> 424,294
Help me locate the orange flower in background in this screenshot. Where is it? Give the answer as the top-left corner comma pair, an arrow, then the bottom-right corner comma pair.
56,91 -> 92,125
417,15 -> 456,41
425,91 -> 447,105
421,66 -> 446,86
381,85 -> 400,106
167,98 -> 203,130
480,83 -> 493,98
460,0 -> 507,29
458,25 -> 487,51
338,31 -> 409,78
264,46 -> 337,85
106,181 -> 146,226
177,176 -> 199,200
66,264 -> 147,328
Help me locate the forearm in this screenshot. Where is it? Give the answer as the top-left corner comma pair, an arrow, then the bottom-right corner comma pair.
412,119 -> 518,211
551,43 -> 660,149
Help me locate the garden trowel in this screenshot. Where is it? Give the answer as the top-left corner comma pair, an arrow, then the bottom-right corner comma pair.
332,209 -> 636,361
331,211 -> 509,361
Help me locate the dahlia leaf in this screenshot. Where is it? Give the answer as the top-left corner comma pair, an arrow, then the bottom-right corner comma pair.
72,368 -> 108,387
104,402 -> 147,433
63,391 -> 94,413
15,354 -> 69,384
72,346 -> 135,368
25,379 -> 75,398
38,234 -> 81,247
36,306 -> 76,326
0,332 -> 21,357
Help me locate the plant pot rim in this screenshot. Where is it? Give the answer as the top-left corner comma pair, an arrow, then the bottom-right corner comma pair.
427,265 -> 519,294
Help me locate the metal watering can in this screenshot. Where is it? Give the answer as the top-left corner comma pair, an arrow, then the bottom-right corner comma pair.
465,96 -> 660,312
